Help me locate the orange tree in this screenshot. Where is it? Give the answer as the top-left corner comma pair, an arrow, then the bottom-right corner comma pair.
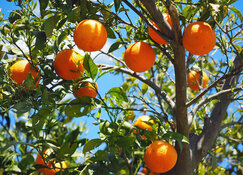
0,0 -> 242,174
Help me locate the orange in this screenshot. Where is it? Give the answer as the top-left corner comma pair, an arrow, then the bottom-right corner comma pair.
144,140 -> 177,173
117,147 -> 122,154
187,70 -> 209,91
53,49 -> 84,80
182,21 -> 216,55
133,115 -> 155,139
10,59 -> 40,88
148,13 -> 172,45
35,149 -> 68,175
124,42 -> 155,73
73,82 -> 98,98
141,167 -> 157,175
74,19 -> 107,52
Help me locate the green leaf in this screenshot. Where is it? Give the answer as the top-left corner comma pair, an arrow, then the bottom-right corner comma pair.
0,44 -> 5,61
116,136 -> 135,148
162,131 -> 189,151
65,127 -> 80,143
19,154 -> 34,170
39,0 -> 48,17
58,31 -> 68,45
94,150 -> 108,161
96,108 -> 101,119
83,54 -> 98,79
83,139 -> 103,153
114,0 -> 122,12
13,102 -> 30,114
106,87 -> 128,103
106,26 -> 116,39
57,142 -> 78,159
57,18 -> 67,29
32,108 -> 50,137
66,6 -> 82,22
33,31 -> 46,50
9,10 -> 21,23
227,0 -> 238,5
43,15 -> 58,37
142,83 -> 148,95
108,42 -> 122,53
64,98 -> 93,118
229,7 -> 243,21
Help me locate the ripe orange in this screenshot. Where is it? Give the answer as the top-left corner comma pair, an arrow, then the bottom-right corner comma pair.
187,70 -> 209,91
148,13 -> 172,45
35,149 -> 68,175
144,140 -> 177,173
133,115 -> 155,139
141,167 -> 157,175
74,19 -> 107,52
124,42 -> 155,73
182,21 -> 216,55
53,49 -> 84,80
73,82 -> 98,98
10,59 -> 40,88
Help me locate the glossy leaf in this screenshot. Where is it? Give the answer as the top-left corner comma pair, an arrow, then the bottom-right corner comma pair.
83,54 -> 98,79
83,139 -> 103,153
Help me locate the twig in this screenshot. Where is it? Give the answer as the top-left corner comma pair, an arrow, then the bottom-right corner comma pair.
191,86 -> 243,116
98,64 -> 176,113
186,69 -> 243,107
219,134 -> 243,143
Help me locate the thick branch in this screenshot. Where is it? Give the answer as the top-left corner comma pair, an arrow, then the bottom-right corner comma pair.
138,0 -> 174,42
98,64 -> 176,113
191,55 -> 242,169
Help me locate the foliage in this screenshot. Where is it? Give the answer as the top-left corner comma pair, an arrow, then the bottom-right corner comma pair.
0,0 -> 242,175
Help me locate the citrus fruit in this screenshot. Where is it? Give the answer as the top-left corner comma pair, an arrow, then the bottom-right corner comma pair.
73,82 -> 98,98
148,13 -> 172,45
187,70 -> 209,91
35,149 -> 68,175
182,21 -> 216,55
141,167 -> 157,175
144,140 -> 177,173
10,59 -> 40,88
124,42 -> 155,73
133,115 -> 155,139
53,49 -> 84,80
74,19 -> 107,52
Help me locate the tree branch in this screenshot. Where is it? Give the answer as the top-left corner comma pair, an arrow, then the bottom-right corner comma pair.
219,134 -> 243,143
138,0 -> 174,43
189,86 -> 243,119
98,64 -> 176,113
190,55 -> 242,170
186,69 -> 243,107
